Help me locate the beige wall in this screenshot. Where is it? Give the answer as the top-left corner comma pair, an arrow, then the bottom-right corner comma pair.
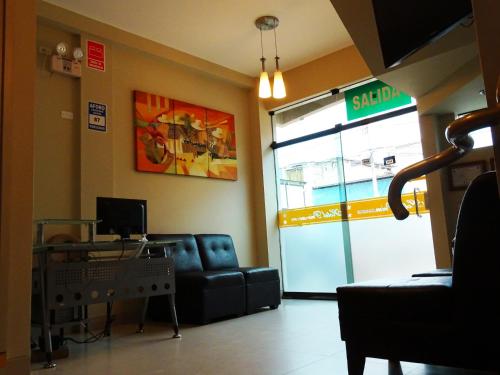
0,0 -> 36,374
34,23 -> 81,238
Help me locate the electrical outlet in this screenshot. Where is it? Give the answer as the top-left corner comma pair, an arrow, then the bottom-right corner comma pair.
61,111 -> 74,120
39,46 -> 52,56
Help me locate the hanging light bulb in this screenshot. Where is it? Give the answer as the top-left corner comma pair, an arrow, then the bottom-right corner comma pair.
273,58 -> 286,99
259,60 -> 272,98
259,72 -> 272,98
258,29 -> 271,99
272,22 -> 286,99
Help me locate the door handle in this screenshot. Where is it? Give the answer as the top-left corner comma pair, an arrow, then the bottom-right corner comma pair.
413,188 -> 422,218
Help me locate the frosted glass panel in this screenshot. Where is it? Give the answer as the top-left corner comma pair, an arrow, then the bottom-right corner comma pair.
281,223 -> 348,293
349,214 -> 435,281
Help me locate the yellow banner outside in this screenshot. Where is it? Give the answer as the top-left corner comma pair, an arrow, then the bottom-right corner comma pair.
278,191 -> 428,228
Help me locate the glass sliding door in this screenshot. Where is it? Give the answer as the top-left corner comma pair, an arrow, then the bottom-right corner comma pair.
273,80 -> 436,295
274,96 -> 353,294
340,111 -> 435,281
277,134 -> 353,293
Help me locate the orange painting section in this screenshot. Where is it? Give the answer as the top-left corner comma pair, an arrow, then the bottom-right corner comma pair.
134,90 -> 175,174
207,108 -> 237,180
172,100 -> 208,177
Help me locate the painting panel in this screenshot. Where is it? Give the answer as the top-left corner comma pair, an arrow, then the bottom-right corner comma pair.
206,109 -> 237,180
172,100 -> 209,177
134,90 -> 176,174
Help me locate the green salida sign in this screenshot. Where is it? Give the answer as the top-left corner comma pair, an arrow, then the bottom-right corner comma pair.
345,80 -> 412,121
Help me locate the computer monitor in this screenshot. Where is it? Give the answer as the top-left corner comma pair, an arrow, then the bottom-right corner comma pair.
96,197 -> 147,239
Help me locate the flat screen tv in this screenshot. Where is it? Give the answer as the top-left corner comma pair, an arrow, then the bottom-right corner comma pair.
372,0 -> 473,68
96,197 -> 147,239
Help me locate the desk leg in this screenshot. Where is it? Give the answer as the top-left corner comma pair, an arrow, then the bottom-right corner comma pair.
83,305 -> 89,332
137,297 -> 149,333
168,294 -> 181,338
104,302 -> 113,337
39,255 -> 56,368
388,360 -> 403,375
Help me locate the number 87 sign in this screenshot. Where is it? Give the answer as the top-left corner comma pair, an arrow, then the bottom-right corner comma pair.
88,101 -> 107,132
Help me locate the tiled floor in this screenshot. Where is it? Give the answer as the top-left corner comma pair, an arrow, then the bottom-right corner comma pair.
31,300 -> 495,375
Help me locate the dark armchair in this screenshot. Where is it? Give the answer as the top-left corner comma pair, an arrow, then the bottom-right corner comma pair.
195,234 -> 281,314
147,234 -> 246,324
337,171 -> 500,374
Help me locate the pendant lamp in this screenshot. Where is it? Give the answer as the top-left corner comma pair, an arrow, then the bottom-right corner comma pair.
255,16 -> 286,99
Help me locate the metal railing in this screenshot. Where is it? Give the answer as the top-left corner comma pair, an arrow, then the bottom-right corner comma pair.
388,81 -> 500,220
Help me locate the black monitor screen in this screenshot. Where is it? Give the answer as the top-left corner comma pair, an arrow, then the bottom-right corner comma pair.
372,0 -> 472,68
96,197 -> 147,239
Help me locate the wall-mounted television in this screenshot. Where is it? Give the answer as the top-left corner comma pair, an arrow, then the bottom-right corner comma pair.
372,0 -> 473,68
96,197 -> 147,239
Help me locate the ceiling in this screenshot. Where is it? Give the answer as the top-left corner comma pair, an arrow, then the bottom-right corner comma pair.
43,0 -> 353,77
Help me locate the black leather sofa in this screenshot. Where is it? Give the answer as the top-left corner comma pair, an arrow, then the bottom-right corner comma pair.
336,171 -> 500,374
147,233 -> 281,324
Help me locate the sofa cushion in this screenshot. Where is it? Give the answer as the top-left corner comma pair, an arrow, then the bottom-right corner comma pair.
176,270 -> 244,289
238,267 -> 279,284
147,233 -> 203,272
195,234 -> 239,270
337,276 -> 453,323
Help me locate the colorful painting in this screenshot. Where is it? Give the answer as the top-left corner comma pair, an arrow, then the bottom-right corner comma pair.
134,91 -> 237,180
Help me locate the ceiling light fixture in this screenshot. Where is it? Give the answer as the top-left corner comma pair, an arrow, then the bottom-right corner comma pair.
255,15 -> 286,99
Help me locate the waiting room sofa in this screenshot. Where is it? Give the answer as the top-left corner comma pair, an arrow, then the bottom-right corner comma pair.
336,171 -> 500,374
147,233 -> 281,324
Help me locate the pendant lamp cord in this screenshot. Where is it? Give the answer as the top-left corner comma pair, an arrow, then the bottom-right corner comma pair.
260,29 -> 264,59
273,20 -> 280,70
260,29 -> 266,71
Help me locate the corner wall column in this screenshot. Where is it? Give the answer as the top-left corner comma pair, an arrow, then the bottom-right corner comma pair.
472,0 -> 500,192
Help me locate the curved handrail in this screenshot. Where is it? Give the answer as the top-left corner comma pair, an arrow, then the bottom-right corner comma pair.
388,105 -> 500,220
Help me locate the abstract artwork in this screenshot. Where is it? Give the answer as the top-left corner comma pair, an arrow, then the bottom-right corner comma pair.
134,90 -> 237,180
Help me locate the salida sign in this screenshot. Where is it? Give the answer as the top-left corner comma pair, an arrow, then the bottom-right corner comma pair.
344,80 -> 412,121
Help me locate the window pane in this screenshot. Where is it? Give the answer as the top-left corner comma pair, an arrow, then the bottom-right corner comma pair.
470,127 -> 493,149
276,134 -> 344,209
341,111 -> 427,199
274,95 -> 346,143
456,112 -> 493,149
